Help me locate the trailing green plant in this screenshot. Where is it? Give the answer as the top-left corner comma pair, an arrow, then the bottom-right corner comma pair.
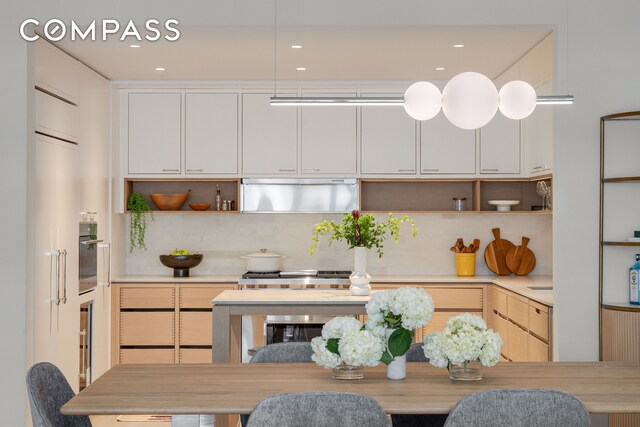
127,192 -> 153,252
310,210 -> 418,257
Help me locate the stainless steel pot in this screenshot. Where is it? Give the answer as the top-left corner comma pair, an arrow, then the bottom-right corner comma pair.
241,249 -> 284,272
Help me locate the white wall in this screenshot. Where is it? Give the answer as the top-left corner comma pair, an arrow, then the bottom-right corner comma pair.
126,213 -> 552,277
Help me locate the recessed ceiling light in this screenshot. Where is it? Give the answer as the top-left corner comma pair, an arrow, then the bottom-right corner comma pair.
453,44 -> 465,48
296,67 -> 306,71
155,67 -> 166,71
435,67 -> 446,71
291,45 -> 302,49
129,44 -> 141,48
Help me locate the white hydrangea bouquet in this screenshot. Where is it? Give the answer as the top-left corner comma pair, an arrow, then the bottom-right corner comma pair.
311,316 -> 385,369
365,287 -> 435,365
423,313 -> 502,379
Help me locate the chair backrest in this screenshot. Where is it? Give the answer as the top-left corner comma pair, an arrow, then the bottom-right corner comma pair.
246,392 -> 389,427
249,342 -> 314,363
443,388 -> 591,427
26,362 -> 92,427
405,342 -> 428,362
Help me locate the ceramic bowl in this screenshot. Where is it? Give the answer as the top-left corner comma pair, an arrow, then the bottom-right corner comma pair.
159,254 -> 203,277
150,193 -> 190,210
189,203 -> 211,211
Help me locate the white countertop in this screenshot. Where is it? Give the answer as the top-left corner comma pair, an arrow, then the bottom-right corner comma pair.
113,274 -> 553,306
212,289 -> 371,305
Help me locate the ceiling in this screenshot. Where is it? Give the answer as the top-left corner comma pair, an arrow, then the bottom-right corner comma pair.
56,25 -> 554,81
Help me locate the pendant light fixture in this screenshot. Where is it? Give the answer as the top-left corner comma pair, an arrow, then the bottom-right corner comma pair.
268,0 -> 573,129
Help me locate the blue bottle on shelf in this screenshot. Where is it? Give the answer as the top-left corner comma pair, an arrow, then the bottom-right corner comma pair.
631,254 -> 640,305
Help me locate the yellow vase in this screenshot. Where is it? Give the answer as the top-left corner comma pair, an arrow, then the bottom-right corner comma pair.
455,253 -> 476,277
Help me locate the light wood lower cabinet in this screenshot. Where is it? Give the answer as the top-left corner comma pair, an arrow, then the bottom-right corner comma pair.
488,285 -> 552,362
112,283 -> 235,366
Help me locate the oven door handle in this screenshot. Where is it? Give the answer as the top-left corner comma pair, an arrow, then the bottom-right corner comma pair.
80,239 -> 103,245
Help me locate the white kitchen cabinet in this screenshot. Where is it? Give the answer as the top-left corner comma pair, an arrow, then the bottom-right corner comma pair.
78,65 -> 111,384
128,93 -> 181,174
35,90 -> 79,143
361,95 -> 416,175
242,93 -> 298,175
421,113 -> 476,175
35,40 -> 79,104
185,93 -> 238,174
479,113 -> 521,175
34,133 -> 80,390
524,79 -> 554,176
301,93 -> 357,175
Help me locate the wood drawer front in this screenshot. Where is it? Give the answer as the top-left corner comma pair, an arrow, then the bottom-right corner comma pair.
489,311 -> 509,358
120,287 -> 175,309
120,348 -> 175,364
529,304 -> 549,341
507,296 -> 529,329
180,286 -> 234,309
507,322 -> 528,362
427,288 -> 483,310
180,348 -> 212,364
491,288 -> 508,316
422,311 -> 470,337
120,312 -> 175,346
528,335 -> 549,362
180,312 -> 213,346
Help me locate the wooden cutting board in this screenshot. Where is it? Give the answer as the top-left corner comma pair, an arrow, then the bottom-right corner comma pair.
505,236 -> 536,275
484,228 -> 515,275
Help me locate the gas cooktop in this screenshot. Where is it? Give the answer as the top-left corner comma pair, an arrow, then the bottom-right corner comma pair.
239,270 -> 352,288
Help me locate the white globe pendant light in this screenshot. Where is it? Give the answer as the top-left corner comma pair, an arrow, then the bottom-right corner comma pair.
403,81 -> 442,121
442,72 -> 499,130
498,80 -> 537,120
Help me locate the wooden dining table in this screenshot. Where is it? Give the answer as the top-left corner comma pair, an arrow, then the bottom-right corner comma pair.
62,362 -> 640,427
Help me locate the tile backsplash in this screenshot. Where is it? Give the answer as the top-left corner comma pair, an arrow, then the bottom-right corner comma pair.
125,213 -> 552,276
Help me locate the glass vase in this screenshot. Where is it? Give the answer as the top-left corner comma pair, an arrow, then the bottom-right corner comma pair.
448,360 -> 483,381
349,247 -> 371,296
332,364 -> 364,380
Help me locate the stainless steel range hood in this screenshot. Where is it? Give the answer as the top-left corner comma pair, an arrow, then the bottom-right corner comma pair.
241,178 -> 358,213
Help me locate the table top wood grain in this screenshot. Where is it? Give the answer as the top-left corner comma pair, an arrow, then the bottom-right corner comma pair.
62,362 -> 640,415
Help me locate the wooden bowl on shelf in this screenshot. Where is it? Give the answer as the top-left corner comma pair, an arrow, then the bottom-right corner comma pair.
189,203 -> 211,211
150,193 -> 189,210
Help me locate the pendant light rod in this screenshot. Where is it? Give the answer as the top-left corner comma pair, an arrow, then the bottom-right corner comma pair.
270,94 -> 574,106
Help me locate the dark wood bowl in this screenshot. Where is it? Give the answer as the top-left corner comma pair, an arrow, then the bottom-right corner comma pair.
159,254 -> 203,277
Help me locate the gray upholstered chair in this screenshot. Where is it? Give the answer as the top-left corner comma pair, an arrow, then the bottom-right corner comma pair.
246,392 -> 389,427
391,343 -> 448,427
26,362 -> 92,427
241,342 -> 314,426
443,389 -> 591,427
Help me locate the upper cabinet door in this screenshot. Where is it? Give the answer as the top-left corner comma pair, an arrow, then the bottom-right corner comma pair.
35,40 -> 79,104
421,113 -> 476,175
242,93 -> 298,175
128,93 -> 181,174
301,94 -> 357,175
479,114 -> 521,175
185,93 -> 238,174
361,95 -> 416,175
524,79 -> 554,176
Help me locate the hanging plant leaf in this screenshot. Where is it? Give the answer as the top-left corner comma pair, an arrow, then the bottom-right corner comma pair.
127,191 -> 153,253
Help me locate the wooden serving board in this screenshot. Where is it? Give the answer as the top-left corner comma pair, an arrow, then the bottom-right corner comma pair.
506,236 -> 536,275
484,228 -> 514,275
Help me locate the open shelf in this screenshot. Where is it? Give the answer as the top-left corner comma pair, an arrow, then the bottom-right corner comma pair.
603,176 -> 640,183
124,178 -> 240,213
360,177 -> 552,213
603,241 -> 640,246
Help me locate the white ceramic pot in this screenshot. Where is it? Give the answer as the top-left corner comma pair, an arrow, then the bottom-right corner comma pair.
385,328 -> 407,380
241,249 -> 284,272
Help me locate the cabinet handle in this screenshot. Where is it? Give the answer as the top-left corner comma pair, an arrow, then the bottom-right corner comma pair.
79,330 -> 87,380
532,166 -> 543,170
482,168 -> 499,172
162,168 -> 179,172
61,249 -> 67,305
303,168 -> 320,173
279,169 -> 296,172
98,242 -> 111,286
81,239 -> 103,246
422,168 -> 440,172
398,169 -> 415,172
186,169 -> 203,172
535,308 -> 541,314
49,250 -> 61,306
